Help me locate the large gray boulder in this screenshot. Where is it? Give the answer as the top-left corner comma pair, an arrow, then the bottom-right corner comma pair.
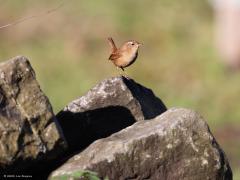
57,76 -> 167,151
49,108 -> 232,180
0,56 -> 66,173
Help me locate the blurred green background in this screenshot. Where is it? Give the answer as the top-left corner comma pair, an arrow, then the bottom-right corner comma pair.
0,0 -> 239,177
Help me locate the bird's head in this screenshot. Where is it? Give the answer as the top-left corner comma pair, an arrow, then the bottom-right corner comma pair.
122,40 -> 142,54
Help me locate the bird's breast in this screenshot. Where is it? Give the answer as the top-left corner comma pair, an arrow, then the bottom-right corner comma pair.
114,51 -> 138,68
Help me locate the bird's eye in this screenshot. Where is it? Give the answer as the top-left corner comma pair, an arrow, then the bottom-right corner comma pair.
131,42 -> 134,46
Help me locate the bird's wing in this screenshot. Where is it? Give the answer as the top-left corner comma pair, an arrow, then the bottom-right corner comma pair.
109,52 -> 121,60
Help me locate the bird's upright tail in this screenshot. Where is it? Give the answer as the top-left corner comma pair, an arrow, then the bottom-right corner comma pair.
107,37 -> 117,52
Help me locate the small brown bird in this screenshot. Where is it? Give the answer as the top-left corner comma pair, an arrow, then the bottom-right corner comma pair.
107,37 -> 142,71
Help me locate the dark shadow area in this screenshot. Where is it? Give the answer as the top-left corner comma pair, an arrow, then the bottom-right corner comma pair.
122,76 -> 167,119
57,105 -> 136,152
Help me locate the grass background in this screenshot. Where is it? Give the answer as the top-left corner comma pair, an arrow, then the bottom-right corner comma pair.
0,0 -> 239,177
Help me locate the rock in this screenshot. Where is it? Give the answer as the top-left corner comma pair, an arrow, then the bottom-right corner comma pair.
0,56 -> 66,173
49,108 -> 232,180
56,76 -> 167,151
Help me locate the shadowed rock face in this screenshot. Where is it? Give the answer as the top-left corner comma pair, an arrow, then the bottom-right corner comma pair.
0,56 -> 66,173
56,76 -> 167,152
49,108 -> 232,180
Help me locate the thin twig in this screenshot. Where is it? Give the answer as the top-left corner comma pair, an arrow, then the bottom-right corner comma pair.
0,0 -> 65,30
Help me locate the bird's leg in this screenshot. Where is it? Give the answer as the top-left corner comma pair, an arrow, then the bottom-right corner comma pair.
120,67 -> 130,78
116,67 -> 124,77
115,66 -> 123,76
115,66 -> 129,78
